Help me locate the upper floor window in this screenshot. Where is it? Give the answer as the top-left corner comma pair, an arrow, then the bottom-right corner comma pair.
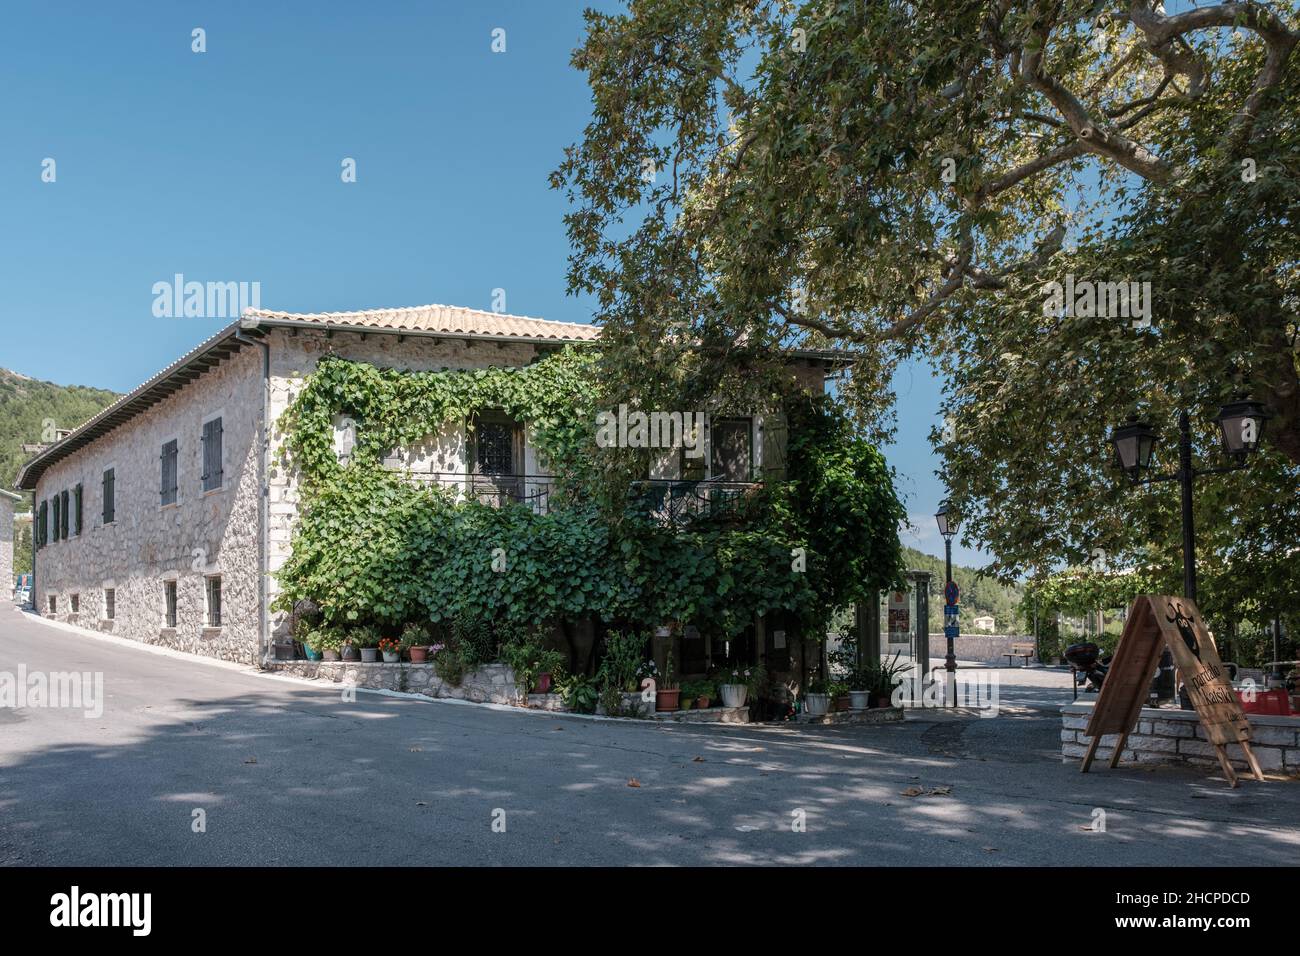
73,483 -> 82,536
51,494 -> 60,542
60,489 -> 70,539
160,439 -> 179,506
472,413 -> 521,476
102,468 -> 115,524
201,416 -> 224,492
710,418 -> 753,483
37,499 -> 48,548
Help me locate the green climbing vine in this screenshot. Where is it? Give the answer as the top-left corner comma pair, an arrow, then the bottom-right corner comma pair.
272,348 -> 906,647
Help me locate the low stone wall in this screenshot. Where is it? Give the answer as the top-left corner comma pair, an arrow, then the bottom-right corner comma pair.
1061,701 -> 1300,774
797,706 -> 904,726
267,660 -> 520,704
930,633 -> 1040,665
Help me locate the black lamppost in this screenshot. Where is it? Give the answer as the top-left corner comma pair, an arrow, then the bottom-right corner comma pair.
1109,399 -> 1269,603
935,501 -> 958,701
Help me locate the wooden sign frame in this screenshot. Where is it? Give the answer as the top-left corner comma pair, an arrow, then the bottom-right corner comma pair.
1079,595 -> 1264,788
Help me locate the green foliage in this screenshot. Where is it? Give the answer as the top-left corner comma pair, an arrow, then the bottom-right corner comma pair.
501,630 -> 566,696
599,629 -> 647,692
557,673 -> 599,714
0,367 -> 118,490
900,546 -> 1026,633
350,624 -> 381,648
554,0 -> 1300,626
274,351 -> 905,645
433,646 -> 466,687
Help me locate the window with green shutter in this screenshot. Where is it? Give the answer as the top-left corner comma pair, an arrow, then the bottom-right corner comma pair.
102,468 -> 115,524
52,493 -> 61,542
73,484 -> 82,536
60,489 -> 69,539
160,440 -> 178,505
201,417 -> 223,492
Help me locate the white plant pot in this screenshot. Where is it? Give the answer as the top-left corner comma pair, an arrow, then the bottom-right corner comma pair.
849,690 -> 870,711
720,684 -> 748,708
804,693 -> 830,717
382,652 -> 400,663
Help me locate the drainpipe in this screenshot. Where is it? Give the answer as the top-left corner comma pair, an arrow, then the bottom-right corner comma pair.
30,496 -> 37,611
235,325 -> 271,669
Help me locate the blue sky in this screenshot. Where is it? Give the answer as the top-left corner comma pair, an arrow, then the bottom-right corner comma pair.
0,0 -> 976,565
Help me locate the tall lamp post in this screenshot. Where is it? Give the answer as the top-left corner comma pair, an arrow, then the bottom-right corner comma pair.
935,502 -> 958,704
1109,399 -> 1269,603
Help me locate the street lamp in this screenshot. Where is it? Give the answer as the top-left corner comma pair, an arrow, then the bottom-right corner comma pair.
935,501 -> 958,702
1109,400 -> 1268,603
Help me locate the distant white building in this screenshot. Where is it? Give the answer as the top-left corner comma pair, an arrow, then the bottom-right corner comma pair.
972,614 -> 996,632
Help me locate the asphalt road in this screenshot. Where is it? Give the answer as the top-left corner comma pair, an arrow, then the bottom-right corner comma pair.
2,602 -> 1297,866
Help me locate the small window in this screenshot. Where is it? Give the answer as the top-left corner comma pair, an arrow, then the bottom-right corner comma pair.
102,468 -> 115,524
48,595 -> 57,614
164,581 -> 178,628
104,588 -> 116,621
205,576 -> 222,628
160,439 -> 178,506
201,416 -> 224,492
70,594 -> 80,614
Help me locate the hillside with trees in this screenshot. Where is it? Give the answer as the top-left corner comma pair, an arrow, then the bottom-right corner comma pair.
901,546 -> 1026,634
0,367 -> 118,492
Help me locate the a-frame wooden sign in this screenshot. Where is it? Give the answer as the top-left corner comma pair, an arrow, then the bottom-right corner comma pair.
1079,595 -> 1264,788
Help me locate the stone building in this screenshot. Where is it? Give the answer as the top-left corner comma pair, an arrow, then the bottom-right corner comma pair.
0,488 -> 20,592
16,305 -> 833,668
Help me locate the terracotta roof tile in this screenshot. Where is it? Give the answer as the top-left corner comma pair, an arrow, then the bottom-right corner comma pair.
243,303 -> 601,342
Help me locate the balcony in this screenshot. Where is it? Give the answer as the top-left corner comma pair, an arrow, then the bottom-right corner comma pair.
401,472 -> 761,525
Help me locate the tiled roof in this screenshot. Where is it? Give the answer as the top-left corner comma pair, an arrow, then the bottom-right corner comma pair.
243,304 -> 601,342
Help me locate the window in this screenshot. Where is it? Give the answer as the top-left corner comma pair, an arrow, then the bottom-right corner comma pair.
48,595 -> 57,614
205,576 -> 222,627
73,483 -> 82,536
104,589 -> 116,621
70,594 -> 80,614
60,489 -> 69,539
102,468 -> 115,524
164,581 -> 178,628
37,500 -> 48,548
52,493 -> 61,542
710,418 -> 753,482
201,416 -> 224,492
160,439 -> 178,506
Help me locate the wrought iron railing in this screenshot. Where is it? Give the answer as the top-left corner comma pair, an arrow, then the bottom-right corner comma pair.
398,471 -> 759,523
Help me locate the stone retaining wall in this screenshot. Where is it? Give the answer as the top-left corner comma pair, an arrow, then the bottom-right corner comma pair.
1061,701 -> 1300,774
268,660 -> 520,704
932,633 -> 1039,665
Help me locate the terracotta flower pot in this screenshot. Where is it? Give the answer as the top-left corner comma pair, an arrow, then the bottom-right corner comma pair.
833,696 -> 851,712
696,696 -> 711,709
656,688 -> 681,712
533,673 -> 553,694
408,646 -> 429,663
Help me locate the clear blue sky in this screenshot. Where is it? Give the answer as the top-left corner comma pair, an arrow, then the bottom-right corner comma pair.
0,0 -> 978,565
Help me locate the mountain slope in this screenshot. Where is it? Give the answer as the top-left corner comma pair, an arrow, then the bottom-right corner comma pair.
901,545 -> 1026,633
0,368 -> 119,493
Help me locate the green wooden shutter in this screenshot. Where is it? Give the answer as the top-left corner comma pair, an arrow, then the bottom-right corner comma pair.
74,484 -> 82,535
102,469 -> 115,524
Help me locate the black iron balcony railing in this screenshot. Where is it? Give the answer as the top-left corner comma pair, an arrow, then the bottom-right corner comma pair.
399,471 -> 760,523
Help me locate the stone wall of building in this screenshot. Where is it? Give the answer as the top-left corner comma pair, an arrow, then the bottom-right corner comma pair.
1060,701 -> 1300,774
33,346 -> 264,663
0,494 -> 15,591
262,328 -> 545,641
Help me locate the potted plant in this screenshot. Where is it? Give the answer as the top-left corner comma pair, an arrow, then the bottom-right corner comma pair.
849,663 -> 874,710
717,664 -> 764,708
656,649 -> 681,712
685,679 -> 715,709
402,622 -> 431,662
319,629 -> 342,662
830,680 -> 852,711
379,637 -> 401,663
873,653 -> 907,708
804,677 -> 831,717
352,625 -> 380,662
301,626 -> 324,662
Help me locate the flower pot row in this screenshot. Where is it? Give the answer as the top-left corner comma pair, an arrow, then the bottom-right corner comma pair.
307,644 -> 435,663
803,690 -> 893,717
655,682 -> 747,712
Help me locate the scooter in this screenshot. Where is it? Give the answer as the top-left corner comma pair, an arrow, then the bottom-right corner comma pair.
1065,642 -> 1177,701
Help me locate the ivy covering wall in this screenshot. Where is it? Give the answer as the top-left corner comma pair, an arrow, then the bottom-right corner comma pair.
272,347 -> 905,645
